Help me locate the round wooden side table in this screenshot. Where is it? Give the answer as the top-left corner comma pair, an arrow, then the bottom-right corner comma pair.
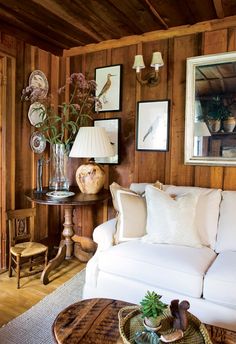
25,188 -> 110,284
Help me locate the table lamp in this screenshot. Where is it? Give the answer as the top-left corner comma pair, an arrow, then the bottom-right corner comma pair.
69,126 -> 114,194
194,121 -> 211,137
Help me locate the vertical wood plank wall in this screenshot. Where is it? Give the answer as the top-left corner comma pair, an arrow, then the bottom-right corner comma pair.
67,25 -> 236,191
1,19 -> 236,267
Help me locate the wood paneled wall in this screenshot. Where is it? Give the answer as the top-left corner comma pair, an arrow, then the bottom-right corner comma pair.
66,20 -> 236,192
1,17 -> 236,268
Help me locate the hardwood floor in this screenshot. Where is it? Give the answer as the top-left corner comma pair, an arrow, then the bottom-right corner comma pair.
0,257 -> 85,326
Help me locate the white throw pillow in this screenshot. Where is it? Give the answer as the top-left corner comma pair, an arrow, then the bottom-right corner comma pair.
215,191 -> 236,252
164,185 -> 221,249
142,185 -> 202,248
130,180 -> 164,195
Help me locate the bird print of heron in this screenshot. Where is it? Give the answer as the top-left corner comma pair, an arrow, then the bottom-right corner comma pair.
98,73 -> 115,104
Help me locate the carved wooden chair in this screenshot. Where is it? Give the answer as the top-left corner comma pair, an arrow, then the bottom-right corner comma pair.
7,208 -> 48,289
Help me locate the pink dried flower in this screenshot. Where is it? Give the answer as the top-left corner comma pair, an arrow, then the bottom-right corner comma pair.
21,72 -> 101,145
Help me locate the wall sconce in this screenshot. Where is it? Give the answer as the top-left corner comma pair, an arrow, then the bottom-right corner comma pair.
132,52 -> 164,87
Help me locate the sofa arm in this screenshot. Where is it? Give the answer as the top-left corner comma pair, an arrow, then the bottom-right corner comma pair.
93,218 -> 117,251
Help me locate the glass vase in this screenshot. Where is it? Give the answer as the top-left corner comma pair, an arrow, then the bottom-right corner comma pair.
49,143 -> 70,191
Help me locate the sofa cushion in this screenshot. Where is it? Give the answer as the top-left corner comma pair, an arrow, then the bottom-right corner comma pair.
215,191 -> 236,253
98,240 -> 216,298
203,251 -> 236,307
142,185 -> 202,248
164,185 -> 221,249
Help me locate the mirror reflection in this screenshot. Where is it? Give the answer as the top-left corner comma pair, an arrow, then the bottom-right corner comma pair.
185,52 -> 236,166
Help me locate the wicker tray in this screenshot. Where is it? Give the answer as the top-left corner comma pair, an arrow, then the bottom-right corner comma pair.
118,306 -> 213,344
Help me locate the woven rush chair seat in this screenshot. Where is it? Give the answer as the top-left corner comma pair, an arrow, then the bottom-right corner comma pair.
7,208 -> 48,289
10,242 -> 47,257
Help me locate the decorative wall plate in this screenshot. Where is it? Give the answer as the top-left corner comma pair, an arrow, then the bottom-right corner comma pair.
28,102 -> 46,127
46,191 -> 75,198
29,70 -> 49,99
30,131 -> 46,154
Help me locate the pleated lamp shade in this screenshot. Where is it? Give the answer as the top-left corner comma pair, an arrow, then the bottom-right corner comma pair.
69,127 -> 114,158
69,127 -> 114,194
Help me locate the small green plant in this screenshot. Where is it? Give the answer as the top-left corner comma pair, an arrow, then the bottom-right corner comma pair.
140,291 -> 168,318
207,96 -> 230,121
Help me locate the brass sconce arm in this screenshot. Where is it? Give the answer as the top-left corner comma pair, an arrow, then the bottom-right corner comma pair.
136,70 -> 160,87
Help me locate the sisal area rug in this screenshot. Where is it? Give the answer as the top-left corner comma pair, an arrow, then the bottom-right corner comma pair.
0,269 -> 85,344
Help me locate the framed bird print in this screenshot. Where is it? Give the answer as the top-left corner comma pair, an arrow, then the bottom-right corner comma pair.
95,64 -> 122,112
94,118 -> 120,164
136,100 -> 170,151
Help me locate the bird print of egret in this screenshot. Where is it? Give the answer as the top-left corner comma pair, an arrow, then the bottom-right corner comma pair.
95,65 -> 122,112
137,100 -> 169,151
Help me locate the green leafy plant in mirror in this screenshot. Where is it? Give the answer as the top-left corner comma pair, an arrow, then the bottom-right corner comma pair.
206,96 -> 230,121
21,73 -> 102,145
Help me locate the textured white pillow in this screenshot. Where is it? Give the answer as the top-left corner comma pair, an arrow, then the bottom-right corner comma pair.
142,185 -> 202,248
130,180 -> 164,195
164,185 -> 221,249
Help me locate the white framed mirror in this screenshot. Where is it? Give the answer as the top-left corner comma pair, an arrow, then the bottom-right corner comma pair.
185,51 -> 236,166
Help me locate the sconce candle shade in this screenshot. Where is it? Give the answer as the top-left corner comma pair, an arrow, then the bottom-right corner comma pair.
69,127 -> 114,194
132,55 -> 145,73
151,52 -> 164,70
133,52 -> 164,87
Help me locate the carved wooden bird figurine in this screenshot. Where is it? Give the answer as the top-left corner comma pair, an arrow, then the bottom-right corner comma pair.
98,73 -> 115,103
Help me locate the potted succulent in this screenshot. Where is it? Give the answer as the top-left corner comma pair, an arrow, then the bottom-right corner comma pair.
140,291 -> 168,329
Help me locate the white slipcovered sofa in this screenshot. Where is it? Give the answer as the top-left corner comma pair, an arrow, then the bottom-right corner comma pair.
83,183 -> 236,331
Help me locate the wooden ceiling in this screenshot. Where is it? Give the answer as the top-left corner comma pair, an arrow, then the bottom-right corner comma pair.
196,62 -> 236,97
1,0 -> 236,56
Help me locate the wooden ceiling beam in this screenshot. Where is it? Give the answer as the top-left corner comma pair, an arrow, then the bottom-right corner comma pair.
0,20 -> 63,55
63,15 -> 236,57
0,1 -> 89,47
143,0 -> 169,29
104,0 -> 144,35
105,0 -> 164,34
213,0 -> 225,19
31,0 -> 102,43
69,0 -> 135,40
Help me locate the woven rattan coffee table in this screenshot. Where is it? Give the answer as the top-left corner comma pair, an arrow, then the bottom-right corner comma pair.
52,298 -> 212,344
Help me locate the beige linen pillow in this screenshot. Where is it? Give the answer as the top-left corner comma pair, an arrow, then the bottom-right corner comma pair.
114,190 -> 147,244
142,185 -> 202,248
110,182 -> 147,244
110,182 -> 136,212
